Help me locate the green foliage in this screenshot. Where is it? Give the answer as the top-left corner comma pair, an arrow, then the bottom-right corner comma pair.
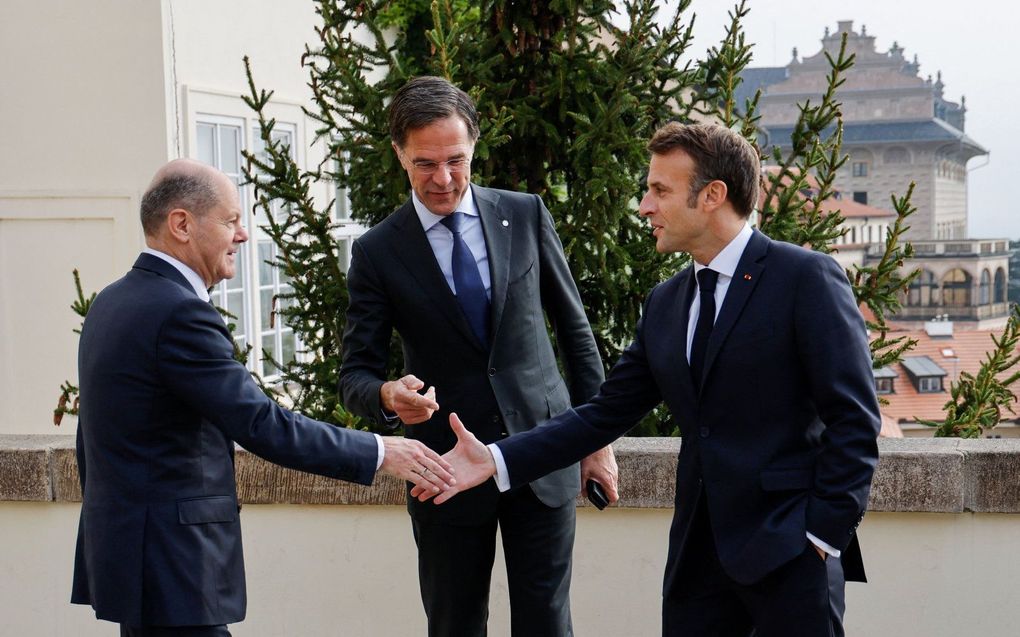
54,269 -> 94,426
850,185 -> 920,375
918,305 -> 1020,438
237,1 -> 1012,439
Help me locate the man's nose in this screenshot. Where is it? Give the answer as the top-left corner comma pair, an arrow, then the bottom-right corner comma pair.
638,192 -> 653,217
237,225 -> 249,243
432,165 -> 453,186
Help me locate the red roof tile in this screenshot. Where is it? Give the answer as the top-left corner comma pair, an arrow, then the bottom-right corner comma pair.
874,325 -> 1020,424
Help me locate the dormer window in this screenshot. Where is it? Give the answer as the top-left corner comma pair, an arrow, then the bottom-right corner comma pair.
873,366 -> 897,394
901,356 -> 947,394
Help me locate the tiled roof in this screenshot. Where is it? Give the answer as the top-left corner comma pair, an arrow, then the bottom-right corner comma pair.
876,326 -> 1020,424
901,355 -> 948,379
762,119 -> 987,155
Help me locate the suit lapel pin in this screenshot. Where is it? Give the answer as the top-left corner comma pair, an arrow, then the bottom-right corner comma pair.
744,274 -> 752,281
501,219 -> 509,227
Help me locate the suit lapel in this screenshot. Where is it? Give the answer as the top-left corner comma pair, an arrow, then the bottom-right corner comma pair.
475,186 -> 511,339
672,265 -> 700,407
389,201 -> 485,350
702,230 -> 769,384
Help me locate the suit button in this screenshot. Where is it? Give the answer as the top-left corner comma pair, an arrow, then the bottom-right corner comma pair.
699,426 -> 710,438
488,368 -> 496,377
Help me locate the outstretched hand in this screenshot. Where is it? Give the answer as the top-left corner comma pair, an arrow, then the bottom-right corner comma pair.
379,436 -> 455,496
412,413 -> 497,504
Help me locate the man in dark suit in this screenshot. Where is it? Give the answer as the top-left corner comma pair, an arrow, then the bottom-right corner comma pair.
72,159 -> 454,637
430,123 -> 882,637
338,76 -> 614,636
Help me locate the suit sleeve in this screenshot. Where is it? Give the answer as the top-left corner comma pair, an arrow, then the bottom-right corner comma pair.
337,238 -> 393,423
157,296 -> 379,485
795,253 -> 881,551
535,195 -> 605,402
497,292 -> 664,487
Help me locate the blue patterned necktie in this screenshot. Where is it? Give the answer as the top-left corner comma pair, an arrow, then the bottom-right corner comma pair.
689,268 -> 718,392
440,212 -> 490,347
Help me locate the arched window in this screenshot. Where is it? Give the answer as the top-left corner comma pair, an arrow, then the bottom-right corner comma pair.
980,269 -> 991,305
941,269 -> 972,307
995,268 -> 1007,303
907,270 -> 938,307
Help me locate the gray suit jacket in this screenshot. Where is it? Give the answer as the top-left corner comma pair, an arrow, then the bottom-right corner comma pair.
339,185 -> 604,523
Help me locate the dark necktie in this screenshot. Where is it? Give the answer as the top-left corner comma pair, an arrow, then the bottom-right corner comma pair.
440,212 -> 490,347
689,268 -> 719,392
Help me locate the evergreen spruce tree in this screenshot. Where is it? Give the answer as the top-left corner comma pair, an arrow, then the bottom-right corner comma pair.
242,0 -> 925,435
57,2 -> 1017,438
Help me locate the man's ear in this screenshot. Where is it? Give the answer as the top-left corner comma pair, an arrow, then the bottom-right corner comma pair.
701,180 -> 728,211
165,208 -> 191,243
392,142 -> 405,168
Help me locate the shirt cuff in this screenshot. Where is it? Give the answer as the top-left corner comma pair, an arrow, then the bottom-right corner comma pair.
806,531 -> 841,558
488,443 -> 511,492
374,434 -> 385,470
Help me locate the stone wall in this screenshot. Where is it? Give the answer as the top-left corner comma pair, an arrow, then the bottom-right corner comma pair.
3,436 -> 1019,636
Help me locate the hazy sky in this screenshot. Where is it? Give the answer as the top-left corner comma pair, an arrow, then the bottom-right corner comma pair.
654,0 -> 1020,239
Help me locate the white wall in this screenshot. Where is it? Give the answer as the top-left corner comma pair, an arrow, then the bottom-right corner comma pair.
4,502 -> 1019,636
0,0 -> 172,435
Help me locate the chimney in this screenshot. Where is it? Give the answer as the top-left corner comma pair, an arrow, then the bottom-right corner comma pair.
837,20 -> 854,35
924,316 -> 954,338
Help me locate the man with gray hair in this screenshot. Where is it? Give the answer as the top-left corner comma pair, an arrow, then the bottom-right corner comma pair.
339,76 -> 616,636
71,159 -> 453,636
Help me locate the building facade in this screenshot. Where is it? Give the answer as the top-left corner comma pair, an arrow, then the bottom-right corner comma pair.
0,0 -> 362,435
741,20 -> 1007,330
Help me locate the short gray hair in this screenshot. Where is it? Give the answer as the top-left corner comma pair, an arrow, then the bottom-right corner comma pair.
139,172 -> 219,236
389,76 -> 480,148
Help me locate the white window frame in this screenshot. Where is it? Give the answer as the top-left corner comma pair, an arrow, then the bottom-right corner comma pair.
184,86 -> 329,381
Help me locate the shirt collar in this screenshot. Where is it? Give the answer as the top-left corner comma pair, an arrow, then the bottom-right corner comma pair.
694,223 -> 754,280
412,185 -> 479,233
142,247 -> 211,301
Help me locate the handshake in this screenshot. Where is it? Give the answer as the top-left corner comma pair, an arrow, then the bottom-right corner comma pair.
380,374 -> 619,506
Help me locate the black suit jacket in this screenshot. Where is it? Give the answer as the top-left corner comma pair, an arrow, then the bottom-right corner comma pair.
495,230 -> 881,589
339,185 -> 604,523
71,253 -> 380,627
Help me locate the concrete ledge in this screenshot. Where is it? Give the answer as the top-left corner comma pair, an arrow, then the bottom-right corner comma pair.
3,435 -> 1019,512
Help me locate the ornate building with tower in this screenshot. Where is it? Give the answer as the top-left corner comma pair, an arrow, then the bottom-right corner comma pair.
740,21 -> 1008,330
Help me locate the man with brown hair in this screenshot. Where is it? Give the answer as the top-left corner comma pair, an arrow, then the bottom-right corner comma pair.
432,122 -> 881,637
338,76 -> 615,636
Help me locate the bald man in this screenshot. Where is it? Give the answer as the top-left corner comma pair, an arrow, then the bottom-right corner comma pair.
71,160 -> 454,636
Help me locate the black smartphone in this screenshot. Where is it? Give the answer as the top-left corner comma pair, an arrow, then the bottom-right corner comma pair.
585,479 -> 609,510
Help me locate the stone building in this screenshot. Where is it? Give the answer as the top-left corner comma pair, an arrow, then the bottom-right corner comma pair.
740,20 -> 1007,329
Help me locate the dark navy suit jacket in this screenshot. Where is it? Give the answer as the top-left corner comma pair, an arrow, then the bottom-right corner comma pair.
495,230 -> 881,590
339,185 -> 604,524
71,253 -> 380,627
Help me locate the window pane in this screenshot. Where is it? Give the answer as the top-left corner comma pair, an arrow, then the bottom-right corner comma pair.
258,241 -> 274,282
197,124 -> 216,165
219,126 -> 240,174
227,250 -> 245,290
262,333 -> 277,377
338,238 -> 351,273
281,330 -> 296,364
227,290 -> 246,338
260,287 -> 274,328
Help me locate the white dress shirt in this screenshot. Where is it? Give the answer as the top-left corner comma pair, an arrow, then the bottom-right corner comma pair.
142,247 -> 385,469
411,186 -> 492,300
